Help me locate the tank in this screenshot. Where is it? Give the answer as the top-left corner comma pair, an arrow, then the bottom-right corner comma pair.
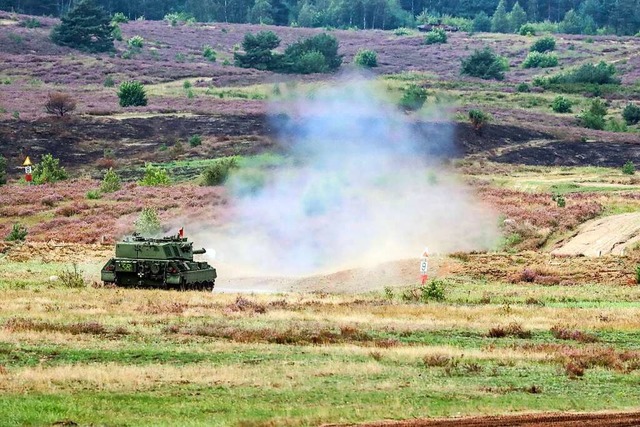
101,231 -> 216,291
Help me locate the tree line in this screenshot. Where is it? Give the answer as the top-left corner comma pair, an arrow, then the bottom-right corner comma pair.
1,0 -> 639,34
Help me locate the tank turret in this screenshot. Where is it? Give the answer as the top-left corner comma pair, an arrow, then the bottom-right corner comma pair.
101,232 -> 216,291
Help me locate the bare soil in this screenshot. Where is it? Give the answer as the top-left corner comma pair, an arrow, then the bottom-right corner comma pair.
328,411 -> 640,427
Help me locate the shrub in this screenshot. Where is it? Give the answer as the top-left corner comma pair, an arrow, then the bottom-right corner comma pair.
530,36 -> 556,53
519,23 -> 536,35
203,45 -> 216,62
550,325 -> 598,343
399,84 -> 427,111
424,28 -> 447,45
128,35 -> 144,48
118,81 -> 147,107
189,134 -> 202,147
468,109 -> 491,133
51,0 -> 114,52
354,49 -> 378,68
183,80 -> 192,89
0,154 -> 6,186
605,118 -> 627,132
420,279 -> 446,302
103,76 -> 115,87
280,33 -> 342,74
522,51 -> 558,68
552,193 -> 566,207
461,47 -> 508,80
111,24 -> 122,41
551,96 -> 572,113
6,223 -> 27,241
201,157 -> 240,186
100,168 -> 121,192
488,322 -> 532,339
44,92 -> 77,117
59,263 -> 86,288
135,207 -> 162,236
164,12 -> 194,26
622,104 -> 640,125
472,12 -> 492,32
291,50 -> 327,74
622,161 -> 636,175
516,82 -> 530,92
86,189 -> 102,199
234,31 -> 281,70
20,18 -> 41,28
543,62 -> 620,87
579,99 -> 608,130
139,163 -> 170,186
111,12 -> 128,24
32,153 -> 68,184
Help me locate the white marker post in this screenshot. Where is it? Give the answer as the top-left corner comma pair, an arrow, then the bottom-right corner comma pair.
23,156 -> 32,184
420,247 -> 429,285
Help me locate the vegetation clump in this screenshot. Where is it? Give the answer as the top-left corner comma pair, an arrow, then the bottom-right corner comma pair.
461,47 -> 508,80
622,161 -> 636,175
135,207 -> 162,236
100,168 -> 122,192
118,81 -> 148,107
45,92 -> 77,117
0,154 -> 6,186
424,28 -> 447,45
6,223 -> 27,242
59,263 -> 86,288
51,0 -> 114,52
579,99 -> 608,130
398,84 -> 427,111
139,164 -> 171,186
202,157 -> 240,186
622,104 -> 640,125
354,49 -> 378,68
468,109 -> 491,133
522,51 -> 558,68
189,134 -> 202,147
551,96 -> 572,113
32,154 -> 68,184
530,36 -> 556,53
203,45 -> 216,62
127,35 -> 144,48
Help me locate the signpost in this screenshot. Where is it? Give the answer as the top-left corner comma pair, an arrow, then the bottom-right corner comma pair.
420,247 -> 429,285
22,156 -> 32,184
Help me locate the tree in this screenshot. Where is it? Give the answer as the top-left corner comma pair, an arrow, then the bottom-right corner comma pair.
509,2 -> 527,33
118,81 -> 147,107
32,154 -> 68,185
234,31 -> 281,70
560,9 -> 585,34
527,0 -> 539,21
50,0 -> 114,52
100,168 -> 122,192
461,47 -> 508,80
45,92 -> 77,117
298,1 -> 320,27
622,104 -> 640,125
473,11 -> 492,31
248,0 -> 274,24
491,0 -> 511,33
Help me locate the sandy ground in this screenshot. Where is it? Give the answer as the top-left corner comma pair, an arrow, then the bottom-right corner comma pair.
552,212 -> 640,257
327,411 -> 640,427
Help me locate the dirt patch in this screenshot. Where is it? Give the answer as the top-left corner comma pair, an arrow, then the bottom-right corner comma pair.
552,213 -> 640,257
4,242 -> 112,263
326,411 -> 640,427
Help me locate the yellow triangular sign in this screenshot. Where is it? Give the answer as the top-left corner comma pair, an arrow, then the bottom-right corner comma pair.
22,156 -> 32,166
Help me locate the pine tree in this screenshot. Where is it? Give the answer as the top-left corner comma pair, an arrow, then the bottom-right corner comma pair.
527,0 -> 539,21
50,0 -> 114,52
491,0 -> 511,33
509,1 -> 528,33
248,0 -> 274,24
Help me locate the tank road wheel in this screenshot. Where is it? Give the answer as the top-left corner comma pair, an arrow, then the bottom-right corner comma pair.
205,281 -> 215,292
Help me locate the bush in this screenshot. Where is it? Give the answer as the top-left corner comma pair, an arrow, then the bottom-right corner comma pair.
420,279 -> 446,302
468,109 -> 491,133
519,23 -> 536,35
201,156 -> 240,186
0,154 -> 6,186
461,47 -> 508,80
111,12 -> 128,24
605,118 -> 627,132
280,33 -> 342,74
424,28 -> 447,45
44,92 -> 77,117
135,207 -> 162,236
111,24 -> 122,41
354,49 -> 378,68
579,99 -> 607,130
59,263 -> 86,288
100,168 -> 121,192
20,18 -> 41,28
622,161 -> 636,175
118,81 -> 147,107
551,96 -> 572,113
189,134 -> 202,147
32,153 -> 68,184
516,82 -> 530,92
86,189 -> 102,199
234,31 -> 281,70
103,76 -> 115,87
399,84 -> 427,111
472,12 -> 492,32
546,62 -> 620,86
203,45 -> 216,62
127,35 -> 144,48
622,104 -> 640,125
522,51 -> 558,68
6,223 -> 27,241
139,164 -> 170,186
530,36 -> 556,53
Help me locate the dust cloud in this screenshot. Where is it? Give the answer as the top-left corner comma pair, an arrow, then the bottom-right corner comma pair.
198,77 -> 498,277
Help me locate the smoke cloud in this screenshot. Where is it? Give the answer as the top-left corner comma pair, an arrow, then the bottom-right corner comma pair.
199,77 -> 498,277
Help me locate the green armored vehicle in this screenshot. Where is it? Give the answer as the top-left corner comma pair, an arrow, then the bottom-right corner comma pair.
101,231 -> 216,291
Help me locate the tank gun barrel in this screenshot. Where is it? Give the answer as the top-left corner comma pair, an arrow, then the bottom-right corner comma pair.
192,248 -> 206,255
